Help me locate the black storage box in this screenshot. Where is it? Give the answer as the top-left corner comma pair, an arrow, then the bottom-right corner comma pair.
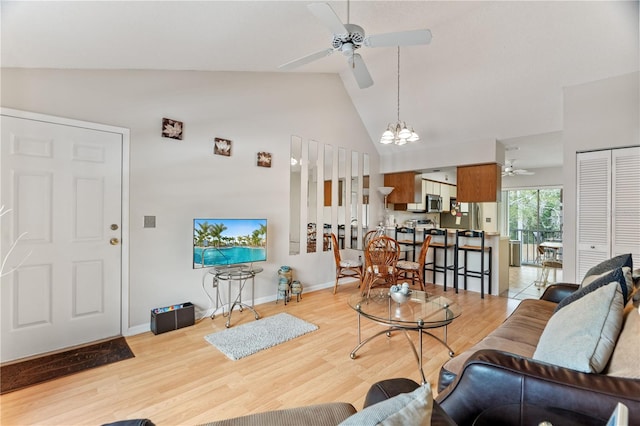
150,302 -> 195,335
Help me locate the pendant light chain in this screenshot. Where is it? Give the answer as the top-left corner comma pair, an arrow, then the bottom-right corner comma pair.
397,46 -> 401,122
379,46 -> 420,145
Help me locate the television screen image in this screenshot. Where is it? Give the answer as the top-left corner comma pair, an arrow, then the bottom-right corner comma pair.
193,218 -> 267,268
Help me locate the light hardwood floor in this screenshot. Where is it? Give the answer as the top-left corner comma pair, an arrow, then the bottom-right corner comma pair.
0,283 -> 520,425
507,265 -> 564,300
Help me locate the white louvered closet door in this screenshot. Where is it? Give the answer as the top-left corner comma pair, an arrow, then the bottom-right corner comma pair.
612,147 -> 640,262
576,150 -> 611,281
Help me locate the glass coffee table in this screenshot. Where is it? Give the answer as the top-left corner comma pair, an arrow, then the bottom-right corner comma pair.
348,290 -> 461,384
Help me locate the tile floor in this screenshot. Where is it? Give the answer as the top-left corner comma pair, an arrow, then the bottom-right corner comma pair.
506,264 -> 564,300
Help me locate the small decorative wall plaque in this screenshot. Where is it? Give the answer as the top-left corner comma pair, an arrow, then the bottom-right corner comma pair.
214,138 -> 232,156
257,152 -> 272,168
162,118 -> 183,140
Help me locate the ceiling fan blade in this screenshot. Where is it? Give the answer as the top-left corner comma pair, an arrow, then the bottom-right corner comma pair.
308,2 -> 348,36
364,29 -> 432,48
279,48 -> 335,70
519,171 -> 536,175
348,53 -> 373,89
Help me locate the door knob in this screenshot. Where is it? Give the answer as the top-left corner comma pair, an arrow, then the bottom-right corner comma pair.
110,238 -> 120,245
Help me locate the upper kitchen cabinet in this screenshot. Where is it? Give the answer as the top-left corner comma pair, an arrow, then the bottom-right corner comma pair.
457,163 -> 502,202
384,172 -> 421,209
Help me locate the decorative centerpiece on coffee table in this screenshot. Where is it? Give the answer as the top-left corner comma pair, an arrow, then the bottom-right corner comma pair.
390,282 -> 412,303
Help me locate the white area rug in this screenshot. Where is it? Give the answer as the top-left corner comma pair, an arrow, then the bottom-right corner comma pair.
204,313 -> 318,360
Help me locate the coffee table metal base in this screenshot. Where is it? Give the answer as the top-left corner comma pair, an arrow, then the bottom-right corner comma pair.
350,312 -> 455,384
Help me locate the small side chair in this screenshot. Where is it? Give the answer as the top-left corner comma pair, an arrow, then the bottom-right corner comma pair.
330,233 -> 363,294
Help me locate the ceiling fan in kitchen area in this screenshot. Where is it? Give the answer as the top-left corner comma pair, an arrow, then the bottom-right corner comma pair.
278,2 -> 432,89
502,160 -> 535,177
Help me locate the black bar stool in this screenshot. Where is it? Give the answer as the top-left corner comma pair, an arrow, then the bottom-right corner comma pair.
395,226 -> 417,261
454,230 -> 492,298
423,229 -> 455,291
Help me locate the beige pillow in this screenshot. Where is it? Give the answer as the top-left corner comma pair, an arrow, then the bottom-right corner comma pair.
339,383 -> 432,426
605,303 -> 640,378
533,281 -> 624,373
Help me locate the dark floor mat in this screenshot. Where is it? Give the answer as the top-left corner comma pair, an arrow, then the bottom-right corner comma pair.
1,336 -> 134,394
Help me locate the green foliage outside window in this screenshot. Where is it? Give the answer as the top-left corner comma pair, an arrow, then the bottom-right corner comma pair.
508,188 -> 563,244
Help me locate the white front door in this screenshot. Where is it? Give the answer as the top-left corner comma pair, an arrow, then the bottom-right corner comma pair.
1,112 -> 126,362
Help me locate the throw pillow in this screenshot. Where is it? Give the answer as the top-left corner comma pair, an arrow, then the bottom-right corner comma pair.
582,253 -> 632,281
605,303 -> 640,378
339,383 -> 432,426
582,266 -> 634,303
533,281 -> 624,373
558,267 -> 628,311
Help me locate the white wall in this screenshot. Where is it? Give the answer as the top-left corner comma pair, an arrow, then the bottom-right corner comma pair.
501,166 -> 563,189
563,71 -> 640,282
1,69 -> 378,331
379,138 -> 499,173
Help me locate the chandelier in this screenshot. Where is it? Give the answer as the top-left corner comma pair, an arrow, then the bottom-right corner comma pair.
380,47 -> 420,145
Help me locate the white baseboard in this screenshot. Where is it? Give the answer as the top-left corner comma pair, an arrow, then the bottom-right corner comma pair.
124,280 -> 335,337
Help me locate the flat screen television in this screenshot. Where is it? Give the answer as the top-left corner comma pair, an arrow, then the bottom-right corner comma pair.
193,218 -> 267,268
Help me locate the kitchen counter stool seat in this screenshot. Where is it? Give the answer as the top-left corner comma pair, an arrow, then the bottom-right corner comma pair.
424,228 -> 455,291
454,230 -> 492,298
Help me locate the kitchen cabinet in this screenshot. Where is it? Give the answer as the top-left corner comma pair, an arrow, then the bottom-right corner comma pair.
440,184 -> 450,211
407,180 -> 457,212
457,163 -> 501,202
384,172 -> 421,209
407,179 -> 426,211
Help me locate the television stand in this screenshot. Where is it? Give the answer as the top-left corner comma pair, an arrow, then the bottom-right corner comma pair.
211,265 -> 263,328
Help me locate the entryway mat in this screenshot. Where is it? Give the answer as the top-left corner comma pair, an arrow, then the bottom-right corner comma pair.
0,336 -> 134,394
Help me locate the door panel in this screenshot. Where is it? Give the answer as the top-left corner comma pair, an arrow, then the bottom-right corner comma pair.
611,147 -> 640,261
576,150 -> 611,281
1,115 -> 123,362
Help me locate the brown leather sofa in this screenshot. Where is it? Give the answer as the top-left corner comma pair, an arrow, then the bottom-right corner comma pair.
376,282 -> 640,425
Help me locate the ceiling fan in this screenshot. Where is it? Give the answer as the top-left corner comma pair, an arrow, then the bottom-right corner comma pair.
502,160 -> 535,177
278,2 -> 432,89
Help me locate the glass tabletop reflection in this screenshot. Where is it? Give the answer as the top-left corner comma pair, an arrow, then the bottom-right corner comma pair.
348,290 -> 461,329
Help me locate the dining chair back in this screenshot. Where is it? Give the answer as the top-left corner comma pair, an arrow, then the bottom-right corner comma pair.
363,228 -> 385,251
363,235 -> 400,297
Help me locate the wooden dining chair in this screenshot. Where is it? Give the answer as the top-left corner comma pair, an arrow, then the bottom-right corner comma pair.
329,233 -> 363,294
363,235 -> 400,297
396,235 -> 432,291
363,228 -> 384,250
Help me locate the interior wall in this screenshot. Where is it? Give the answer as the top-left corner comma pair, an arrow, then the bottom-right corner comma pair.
379,138 -> 499,173
563,71 -> 640,282
501,166 -> 563,189
1,68 -> 378,331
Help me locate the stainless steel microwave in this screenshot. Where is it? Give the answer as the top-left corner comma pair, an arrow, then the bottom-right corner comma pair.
426,194 -> 442,213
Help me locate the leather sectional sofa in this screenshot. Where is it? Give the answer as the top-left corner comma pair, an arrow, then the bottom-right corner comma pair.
433,279 -> 640,425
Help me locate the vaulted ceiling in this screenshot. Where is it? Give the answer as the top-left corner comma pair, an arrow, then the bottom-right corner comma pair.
2,1 -> 638,170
